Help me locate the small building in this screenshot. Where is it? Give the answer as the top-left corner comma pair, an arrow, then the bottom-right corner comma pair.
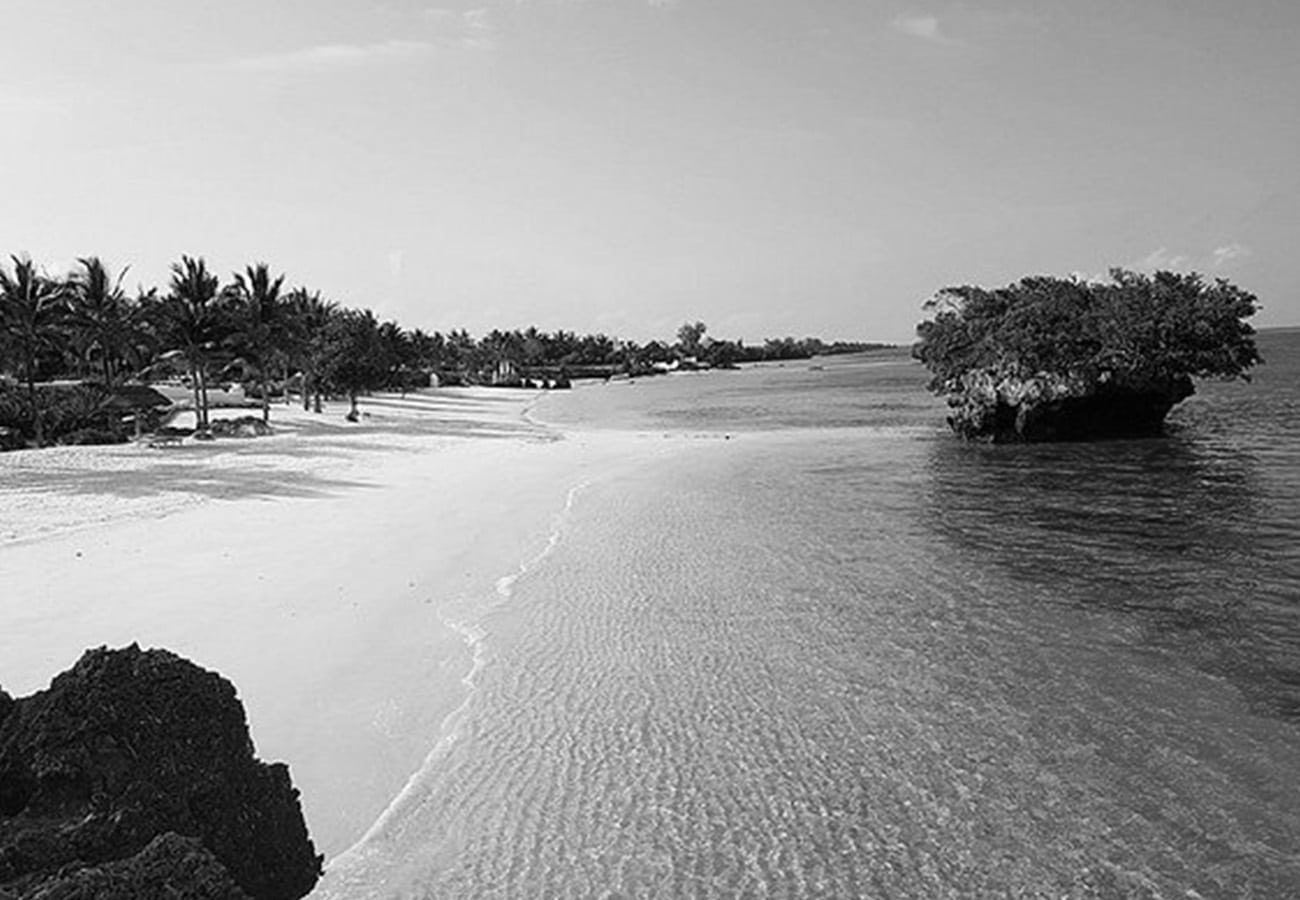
102,383 -> 174,436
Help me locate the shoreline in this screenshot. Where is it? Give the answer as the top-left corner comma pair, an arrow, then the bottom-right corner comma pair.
0,388 -> 683,860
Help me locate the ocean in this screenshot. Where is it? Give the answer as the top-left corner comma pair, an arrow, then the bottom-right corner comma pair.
321,329 -> 1300,898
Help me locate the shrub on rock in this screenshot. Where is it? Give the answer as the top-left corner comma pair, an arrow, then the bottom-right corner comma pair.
913,269 -> 1261,441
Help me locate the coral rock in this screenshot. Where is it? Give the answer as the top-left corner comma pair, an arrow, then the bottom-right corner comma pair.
944,370 -> 1195,442
0,646 -> 321,900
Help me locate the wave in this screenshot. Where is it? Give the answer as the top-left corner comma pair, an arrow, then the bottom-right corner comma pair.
311,479 -> 588,898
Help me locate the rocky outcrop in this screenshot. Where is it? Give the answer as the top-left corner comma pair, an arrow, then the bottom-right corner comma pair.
3,833 -> 251,900
0,646 -> 321,900
944,369 -> 1195,442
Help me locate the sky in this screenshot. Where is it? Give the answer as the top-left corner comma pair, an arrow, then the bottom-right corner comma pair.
1,0 -> 1297,344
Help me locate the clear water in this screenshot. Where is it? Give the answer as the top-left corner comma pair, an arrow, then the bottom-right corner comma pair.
320,332 -> 1300,898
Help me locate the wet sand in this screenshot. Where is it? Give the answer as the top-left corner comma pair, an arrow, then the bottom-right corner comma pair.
0,388 -> 674,858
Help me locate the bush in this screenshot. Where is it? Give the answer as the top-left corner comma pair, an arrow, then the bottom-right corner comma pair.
209,416 -> 271,437
0,426 -> 24,451
914,269 -> 1261,393
0,383 -> 127,445
913,269 -> 1262,441
58,427 -> 129,446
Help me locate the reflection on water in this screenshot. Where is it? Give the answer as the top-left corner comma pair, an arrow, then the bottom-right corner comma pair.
924,397 -> 1300,719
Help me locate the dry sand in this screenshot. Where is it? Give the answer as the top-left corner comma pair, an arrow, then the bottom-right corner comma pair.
0,388 -> 673,859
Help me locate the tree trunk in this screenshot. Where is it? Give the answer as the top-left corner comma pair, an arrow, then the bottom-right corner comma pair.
201,369 -> 212,431
25,363 -> 42,449
195,364 -> 210,432
190,363 -> 203,430
260,374 -> 270,425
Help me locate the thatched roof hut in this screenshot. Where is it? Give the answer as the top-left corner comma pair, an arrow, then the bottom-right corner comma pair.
101,383 -> 173,412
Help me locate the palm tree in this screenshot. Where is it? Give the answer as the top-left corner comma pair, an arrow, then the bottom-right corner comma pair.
376,319 -> 410,393
409,327 -> 444,384
127,286 -> 164,378
284,287 -> 338,413
225,263 -> 287,424
151,256 -> 224,433
322,308 -> 384,419
0,256 -> 68,446
67,257 -> 137,385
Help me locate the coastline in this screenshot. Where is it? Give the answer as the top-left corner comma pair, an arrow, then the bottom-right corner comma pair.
6,362 -> 1299,897
0,387 -> 682,860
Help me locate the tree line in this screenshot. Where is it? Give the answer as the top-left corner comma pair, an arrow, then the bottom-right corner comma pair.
0,253 -> 887,447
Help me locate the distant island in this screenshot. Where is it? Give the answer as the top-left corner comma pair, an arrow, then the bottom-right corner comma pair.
912,269 -> 1261,442
0,253 -> 890,449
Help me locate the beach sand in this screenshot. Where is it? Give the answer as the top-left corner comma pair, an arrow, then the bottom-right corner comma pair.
0,388 -> 674,860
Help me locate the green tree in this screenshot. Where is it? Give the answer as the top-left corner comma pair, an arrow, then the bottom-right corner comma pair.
151,256 -> 225,433
914,270 -> 1260,392
67,257 -> 137,385
376,319 -> 411,391
676,320 -> 707,357
284,287 -> 338,413
704,338 -> 741,368
408,327 -> 445,378
442,328 -> 477,375
913,269 -> 1261,440
224,263 -> 287,424
322,308 -> 385,419
0,256 -> 68,446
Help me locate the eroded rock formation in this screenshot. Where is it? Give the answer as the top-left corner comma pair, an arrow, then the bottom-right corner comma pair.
943,368 -> 1196,442
0,646 -> 321,900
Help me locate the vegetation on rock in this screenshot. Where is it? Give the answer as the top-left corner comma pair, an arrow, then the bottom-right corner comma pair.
913,269 -> 1262,441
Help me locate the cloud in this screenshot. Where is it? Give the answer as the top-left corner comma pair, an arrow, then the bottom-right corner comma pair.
1131,244 -> 1253,274
388,250 -> 404,281
460,8 -> 496,50
892,14 -> 952,44
1133,247 -> 1191,271
233,39 -> 438,72
421,7 -> 496,50
1070,270 -> 1112,286
1211,242 -> 1252,269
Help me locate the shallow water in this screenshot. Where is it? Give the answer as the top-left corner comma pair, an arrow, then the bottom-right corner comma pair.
319,331 -> 1300,898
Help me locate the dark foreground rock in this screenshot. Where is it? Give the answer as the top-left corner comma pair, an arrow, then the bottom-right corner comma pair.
943,369 -> 1195,442
3,833 -> 250,900
0,646 -> 321,900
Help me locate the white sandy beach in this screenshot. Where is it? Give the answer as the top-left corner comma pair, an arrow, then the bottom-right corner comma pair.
0,387 -> 679,861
